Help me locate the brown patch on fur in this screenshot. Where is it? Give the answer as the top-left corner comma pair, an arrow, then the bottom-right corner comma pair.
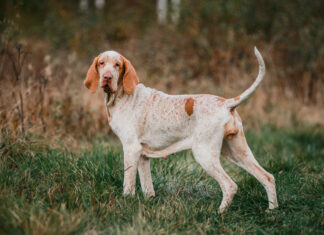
122,56 -> 139,94
226,130 -> 239,140
84,55 -> 100,93
216,97 -> 226,102
185,98 -> 195,116
225,116 -> 239,139
234,96 -> 240,101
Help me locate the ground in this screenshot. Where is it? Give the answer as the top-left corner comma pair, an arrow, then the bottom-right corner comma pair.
0,126 -> 323,234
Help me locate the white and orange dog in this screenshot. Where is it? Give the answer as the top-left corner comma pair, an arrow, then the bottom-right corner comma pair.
84,47 -> 278,213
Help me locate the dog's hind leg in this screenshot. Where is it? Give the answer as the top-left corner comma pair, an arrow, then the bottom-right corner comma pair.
222,129 -> 278,210
192,131 -> 238,213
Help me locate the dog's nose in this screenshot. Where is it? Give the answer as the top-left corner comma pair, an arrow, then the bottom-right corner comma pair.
103,73 -> 113,81
101,72 -> 113,88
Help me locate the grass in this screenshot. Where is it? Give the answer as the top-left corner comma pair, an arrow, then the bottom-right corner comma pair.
0,126 -> 323,234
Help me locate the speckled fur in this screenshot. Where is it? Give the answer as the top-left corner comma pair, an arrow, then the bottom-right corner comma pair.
84,48 -> 278,213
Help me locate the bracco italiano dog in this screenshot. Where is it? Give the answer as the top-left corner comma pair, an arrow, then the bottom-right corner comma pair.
84,47 -> 278,213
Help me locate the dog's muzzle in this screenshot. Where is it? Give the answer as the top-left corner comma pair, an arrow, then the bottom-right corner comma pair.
101,72 -> 113,93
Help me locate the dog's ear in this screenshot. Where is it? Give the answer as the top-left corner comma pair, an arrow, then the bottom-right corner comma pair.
84,55 -> 100,93
122,56 -> 139,94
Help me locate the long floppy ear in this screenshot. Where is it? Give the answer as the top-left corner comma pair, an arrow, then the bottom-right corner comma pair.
84,55 -> 100,93
122,56 -> 139,94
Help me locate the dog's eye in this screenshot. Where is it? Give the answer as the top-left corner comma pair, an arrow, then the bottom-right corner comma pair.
115,63 -> 120,67
99,61 -> 105,66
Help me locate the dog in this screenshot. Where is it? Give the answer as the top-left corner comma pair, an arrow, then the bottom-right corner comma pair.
84,47 -> 278,213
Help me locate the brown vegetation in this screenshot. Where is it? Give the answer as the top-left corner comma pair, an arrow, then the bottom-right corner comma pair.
0,1 -> 323,142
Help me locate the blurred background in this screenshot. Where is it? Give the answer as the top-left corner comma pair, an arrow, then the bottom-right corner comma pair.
0,0 -> 323,143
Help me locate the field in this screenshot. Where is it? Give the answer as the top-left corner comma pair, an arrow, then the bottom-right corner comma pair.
1,1 -> 324,234
1,126 -> 323,234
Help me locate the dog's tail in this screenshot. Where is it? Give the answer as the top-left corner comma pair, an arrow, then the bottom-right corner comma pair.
226,47 -> 266,109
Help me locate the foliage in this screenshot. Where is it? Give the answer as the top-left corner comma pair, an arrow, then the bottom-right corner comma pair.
2,1 -> 323,75
0,2 -> 323,233
0,127 -> 323,234
1,2 -> 323,139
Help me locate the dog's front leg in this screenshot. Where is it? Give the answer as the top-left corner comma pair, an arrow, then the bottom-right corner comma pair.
123,145 -> 142,196
138,155 -> 155,197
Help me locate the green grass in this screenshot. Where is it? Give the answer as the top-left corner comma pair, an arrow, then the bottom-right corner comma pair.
0,126 -> 323,234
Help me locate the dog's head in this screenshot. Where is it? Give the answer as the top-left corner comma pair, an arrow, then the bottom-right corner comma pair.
84,51 -> 139,95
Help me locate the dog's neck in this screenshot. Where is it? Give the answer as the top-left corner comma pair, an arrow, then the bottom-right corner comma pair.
104,85 -> 124,107
104,84 -> 132,122
104,84 -> 148,123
